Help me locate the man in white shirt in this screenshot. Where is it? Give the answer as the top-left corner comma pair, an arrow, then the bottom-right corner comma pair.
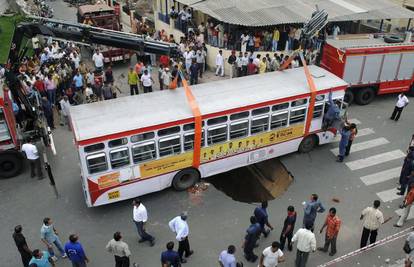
106,231 -> 131,267
92,49 -> 104,72
390,92 -> 410,121
169,212 -> 193,263
292,223 -> 316,267
219,245 -> 240,267
215,50 -> 224,77
21,139 -> 44,179
59,96 -> 71,130
141,69 -> 154,93
132,198 -> 155,246
360,200 -> 391,248
241,52 -> 249,76
259,241 -> 285,267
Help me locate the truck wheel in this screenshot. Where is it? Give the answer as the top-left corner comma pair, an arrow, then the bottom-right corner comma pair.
0,150 -> 23,178
172,168 -> 200,191
298,135 -> 317,153
355,87 -> 376,105
344,90 -> 354,104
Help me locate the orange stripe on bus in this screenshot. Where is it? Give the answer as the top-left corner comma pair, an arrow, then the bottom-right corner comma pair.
300,54 -> 317,136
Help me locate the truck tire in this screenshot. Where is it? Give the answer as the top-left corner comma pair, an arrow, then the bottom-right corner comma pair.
355,87 -> 376,105
172,168 -> 200,191
298,135 -> 317,153
0,150 -> 23,178
344,90 -> 354,104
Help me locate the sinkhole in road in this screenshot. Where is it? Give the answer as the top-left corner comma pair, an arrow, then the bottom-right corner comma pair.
205,158 -> 294,203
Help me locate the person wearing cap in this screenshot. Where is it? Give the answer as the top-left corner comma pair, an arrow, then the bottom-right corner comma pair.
168,212 -> 193,263
13,225 -> 32,267
132,198 -> 155,247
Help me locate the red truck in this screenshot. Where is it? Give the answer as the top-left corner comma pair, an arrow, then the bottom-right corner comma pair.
320,35 -> 414,105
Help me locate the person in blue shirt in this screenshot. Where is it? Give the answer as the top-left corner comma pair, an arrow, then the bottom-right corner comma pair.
337,125 -> 351,162
40,217 -> 66,259
29,249 -> 54,267
161,241 -> 180,267
64,234 -> 89,267
303,194 -> 326,231
243,216 -> 261,263
72,71 -> 83,91
323,92 -> 341,131
254,201 -> 274,237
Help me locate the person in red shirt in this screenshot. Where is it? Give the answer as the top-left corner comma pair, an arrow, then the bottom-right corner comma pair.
33,77 -> 46,97
159,55 -> 170,68
318,207 -> 341,256
135,61 -> 144,79
247,58 -> 257,75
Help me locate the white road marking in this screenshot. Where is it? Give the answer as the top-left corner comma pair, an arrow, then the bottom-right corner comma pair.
360,167 -> 401,186
333,128 -> 374,142
376,188 -> 402,202
347,118 -> 361,125
345,150 -> 406,171
330,137 -> 389,154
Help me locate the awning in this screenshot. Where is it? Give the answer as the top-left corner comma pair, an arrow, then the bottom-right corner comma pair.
175,0 -> 414,26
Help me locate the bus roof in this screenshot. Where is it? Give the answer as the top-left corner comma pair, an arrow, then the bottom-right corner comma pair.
78,4 -> 114,16
70,65 -> 348,143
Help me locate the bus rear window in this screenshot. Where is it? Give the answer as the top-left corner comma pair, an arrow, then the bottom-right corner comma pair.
84,143 -> 105,153
131,132 -> 155,143
86,153 -> 108,174
290,108 -> 306,124
207,125 -> 228,145
158,126 -> 181,137
108,138 -> 128,148
313,104 -> 324,118
159,136 -> 181,157
291,98 -> 308,107
207,116 -> 228,126
230,120 -> 249,139
272,103 -> 289,111
271,112 -> 288,129
110,148 -> 130,169
183,121 -> 205,131
230,111 -> 249,120
183,131 -> 205,151
251,115 -> 269,134
132,141 -> 156,163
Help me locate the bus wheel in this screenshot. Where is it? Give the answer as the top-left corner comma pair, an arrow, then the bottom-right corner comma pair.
0,150 -> 23,179
299,135 -> 317,153
172,168 -> 200,191
355,87 -> 375,105
344,90 -> 354,104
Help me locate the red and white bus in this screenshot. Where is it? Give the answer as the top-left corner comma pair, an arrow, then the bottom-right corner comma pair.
70,65 -> 348,207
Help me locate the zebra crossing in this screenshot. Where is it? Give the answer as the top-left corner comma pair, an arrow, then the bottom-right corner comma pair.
330,120 -> 410,219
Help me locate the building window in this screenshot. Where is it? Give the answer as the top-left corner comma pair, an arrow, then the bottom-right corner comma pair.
86,153 -> 108,174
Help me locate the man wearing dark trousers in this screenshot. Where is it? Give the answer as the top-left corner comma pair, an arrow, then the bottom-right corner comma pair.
169,212 -> 193,263
390,92 -> 409,121
13,225 -> 32,267
243,216 -> 261,262
360,200 -> 391,248
132,198 -> 155,247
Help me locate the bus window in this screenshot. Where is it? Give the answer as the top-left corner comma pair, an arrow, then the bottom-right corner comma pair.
84,143 -> 105,153
183,121 -> 205,131
131,132 -> 155,143
132,141 -> 156,164
230,120 -> 249,139
272,103 -> 289,111
291,98 -> 308,107
290,108 -> 307,124
108,138 -> 128,148
271,112 -> 288,129
230,111 -> 249,121
86,153 -> 108,174
207,116 -> 228,126
313,103 -> 324,118
159,136 -> 181,157
183,131 -> 205,151
316,95 -> 325,101
207,125 -> 228,145
251,115 -> 269,135
110,148 -> 130,169
252,107 -> 270,116
158,126 -> 181,137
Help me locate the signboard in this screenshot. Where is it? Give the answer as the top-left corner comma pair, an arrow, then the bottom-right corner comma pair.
98,172 -> 120,190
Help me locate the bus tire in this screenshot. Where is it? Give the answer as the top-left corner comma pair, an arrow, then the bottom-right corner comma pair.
172,168 -> 200,191
355,87 -> 376,105
298,135 -> 317,153
0,150 -> 24,179
344,89 -> 354,105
